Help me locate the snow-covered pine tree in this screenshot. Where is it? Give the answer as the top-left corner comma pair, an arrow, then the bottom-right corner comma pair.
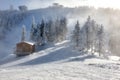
55,18 -> 60,42
97,25 -> 104,56
90,20 -> 97,54
72,21 -> 80,48
82,16 -> 98,54
36,23 -> 41,45
87,16 -> 93,52
46,20 -> 54,42
82,16 -> 91,52
30,16 -> 36,42
60,18 -> 67,41
40,19 -> 47,45
21,25 -> 26,42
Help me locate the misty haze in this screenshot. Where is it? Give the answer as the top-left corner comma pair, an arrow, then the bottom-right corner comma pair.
0,0 -> 120,80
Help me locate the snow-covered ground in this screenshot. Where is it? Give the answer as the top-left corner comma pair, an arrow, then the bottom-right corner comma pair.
0,40 -> 120,80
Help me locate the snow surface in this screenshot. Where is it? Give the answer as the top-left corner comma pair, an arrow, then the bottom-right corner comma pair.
108,56 -> 120,61
0,40 -> 120,80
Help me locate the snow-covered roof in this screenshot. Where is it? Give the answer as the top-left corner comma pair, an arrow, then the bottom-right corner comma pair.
17,41 -> 35,45
23,41 -> 35,45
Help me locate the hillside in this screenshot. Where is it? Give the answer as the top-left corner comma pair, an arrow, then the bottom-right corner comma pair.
0,40 -> 120,80
1,1 -> 120,80
1,6 -> 120,59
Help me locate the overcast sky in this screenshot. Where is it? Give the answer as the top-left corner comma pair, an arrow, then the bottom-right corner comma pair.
0,0 -> 120,10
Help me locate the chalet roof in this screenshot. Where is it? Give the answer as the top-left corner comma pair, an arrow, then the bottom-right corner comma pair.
24,41 -> 35,45
17,41 -> 35,45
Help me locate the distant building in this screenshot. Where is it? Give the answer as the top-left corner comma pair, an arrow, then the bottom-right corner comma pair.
19,5 -> 28,12
53,3 -> 59,6
49,3 -> 63,8
14,41 -> 35,56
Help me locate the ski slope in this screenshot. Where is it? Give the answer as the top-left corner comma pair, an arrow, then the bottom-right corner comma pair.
0,40 -> 120,80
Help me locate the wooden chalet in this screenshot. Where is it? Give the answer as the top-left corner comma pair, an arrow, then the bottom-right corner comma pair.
14,41 -> 35,56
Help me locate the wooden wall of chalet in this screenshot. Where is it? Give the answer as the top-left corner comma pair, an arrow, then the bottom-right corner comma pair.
15,42 -> 35,56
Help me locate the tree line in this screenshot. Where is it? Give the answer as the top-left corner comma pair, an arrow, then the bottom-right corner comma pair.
29,16 -> 110,57
71,16 -> 108,56
30,17 -> 67,45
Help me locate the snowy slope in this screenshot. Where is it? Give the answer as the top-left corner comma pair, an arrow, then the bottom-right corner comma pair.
0,41 -> 120,80
1,6 -> 120,60
0,6 -> 120,80
0,62 -> 120,80
0,7 -> 72,59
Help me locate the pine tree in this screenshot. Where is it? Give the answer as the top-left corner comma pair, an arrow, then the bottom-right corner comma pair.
90,20 -> 96,54
82,16 -> 91,51
86,16 -> 91,51
55,18 -> 60,42
21,25 -> 26,42
97,25 -> 104,56
40,19 -> 47,45
30,16 -> 36,41
46,20 -> 54,42
73,21 -> 80,48
36,23 -> 41,45
60,18 -> 67,41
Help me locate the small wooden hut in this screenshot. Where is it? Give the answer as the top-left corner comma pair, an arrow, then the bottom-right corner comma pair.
14,41 -> 35,56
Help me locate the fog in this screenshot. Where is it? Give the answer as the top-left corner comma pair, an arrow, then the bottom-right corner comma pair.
1,5 -> 120,60
67,7 -> 120,56
26,0 -> 120,10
